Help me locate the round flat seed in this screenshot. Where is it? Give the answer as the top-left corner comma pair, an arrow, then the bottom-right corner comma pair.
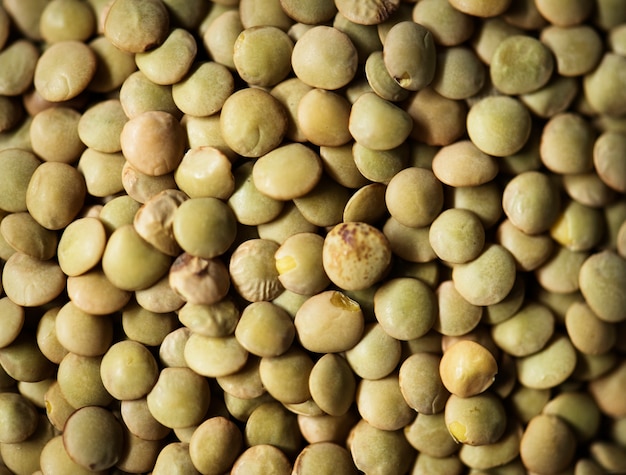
459,421 -> 522,470
0,149 -> 40,213
435,280 -> 482,336
234,26 -> 293,87
491,302 -> 555,357
120,110 -> 186,176
579,250 -> 626,323
349,419 -> 415,475
189,417 -> 243,475
2,252 -> 65,307
30,106 -> 85,164
87,36 -> 137,94
334,0 -> 400,25
535,0 -> 593,26
404,413 -> 458,458
202,10 -> 243,70
429,208 -> 485,264
398,352 -> 449,415
386,167 -> 443,228
26,161 -> 86,231
594,131 -> 626,193
252,143 -> 323,200
444,392 -> 507,446
516,334 -> 577,389
322,221 -> 392,291
40,435 -> 97,475
344,321 -> 400,378
0,40 -> 40,96
490,35 -> 554,95
432,140 -> 497,187
220,87 -> 287,158
228,162 -> 284,226
496,219 -> 554,271
101,340 -> 159,400
439,340 -> 497,398
174,146 -> 234,200
103,0 -> 169,53
432,46 -> 486,100
349,92 -> 412,150
540,25 -> 603,76
583,53 -> 626,117
173,197 -> 237,259
146,366 -> 211,430
448,0 -> 511,17
78,99 -> 128,153
135,28 -> 197,85
413,0 -> 475,46
62,406 -> 124,471
383,21 -> 436,91
275,232 -> 330,295
356,373 -> 415,431
231,445 -> 291,475
309,354 -> 355,417
467,95 -> 531,157
172,61 -> 234,117
297,88 -> 352,146
343,183 -> 387,224
57,217 -> 106,276
374,277 -> 436,341
520,414 -> 577,474
452,244 -> 516,306
502,171 -> 561,235
55,302 -> 113,357
33,41 -> 96,102
259,346 -> 313,404
566,302 -> 616,355
365,51 -> 410,102
185,333 -> 248,378
102,224 -> 171,291
291,26 -> 358,90
0,297 -> 24,349
295,290 -> 364,353
235,301 -> 295,358
0,212 -> 58,260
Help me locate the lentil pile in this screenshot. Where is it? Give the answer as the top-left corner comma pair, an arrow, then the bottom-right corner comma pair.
1,0 -> 626,474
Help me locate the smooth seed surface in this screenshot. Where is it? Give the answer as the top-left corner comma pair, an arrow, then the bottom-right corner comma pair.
467,96 -> 532,157
104,0 -> 170,53
452,244 -> 516,306
399,352 -> 449,415
33,40 -> 96,101
100,340 -> 159,400
439,340 -> 497,398
374,277 -> 436,341
295,290 -> 364,352
121,110 -> 186,176
62,406 -> 124,471
444,392 -> 507,446
291,26 -> 357,90
520,414 -> 577,474
220,87 -> 287,158
349,92 -> 413,151
383,21 -> 436,91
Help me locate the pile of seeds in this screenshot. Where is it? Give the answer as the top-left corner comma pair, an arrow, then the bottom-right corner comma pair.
1,0 -> 626,473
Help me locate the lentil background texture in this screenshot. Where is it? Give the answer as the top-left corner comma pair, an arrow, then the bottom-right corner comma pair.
0,0 -> 626,474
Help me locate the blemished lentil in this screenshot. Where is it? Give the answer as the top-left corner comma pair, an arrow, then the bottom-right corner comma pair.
0,1 -> 625,474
